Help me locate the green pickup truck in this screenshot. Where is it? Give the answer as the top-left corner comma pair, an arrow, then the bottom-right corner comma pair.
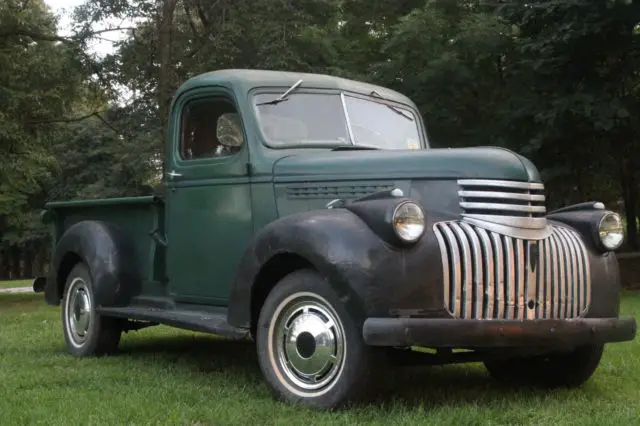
34,69 -> 636,409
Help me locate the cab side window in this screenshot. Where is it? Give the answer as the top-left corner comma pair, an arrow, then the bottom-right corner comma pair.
180,99 -> 245,160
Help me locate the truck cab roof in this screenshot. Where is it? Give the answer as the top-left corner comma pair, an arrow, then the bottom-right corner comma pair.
174,69 -> 417,109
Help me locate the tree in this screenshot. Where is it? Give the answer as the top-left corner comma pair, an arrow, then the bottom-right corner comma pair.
498,0 -> 640,245
81,0 -> 345,174
371,1 -> 515,148
0,0 -> 87,254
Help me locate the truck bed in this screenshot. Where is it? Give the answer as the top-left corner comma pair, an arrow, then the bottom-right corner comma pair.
44,195 -> 167,296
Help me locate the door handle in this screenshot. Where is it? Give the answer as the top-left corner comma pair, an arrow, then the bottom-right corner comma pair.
167,170 -> 182,178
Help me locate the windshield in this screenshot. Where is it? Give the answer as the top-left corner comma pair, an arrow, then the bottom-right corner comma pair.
253,92 -> 422,150
254,93 -> 351,145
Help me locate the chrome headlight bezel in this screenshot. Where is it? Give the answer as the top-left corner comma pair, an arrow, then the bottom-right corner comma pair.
597,211 -> 624,252
391,201 -> 426,244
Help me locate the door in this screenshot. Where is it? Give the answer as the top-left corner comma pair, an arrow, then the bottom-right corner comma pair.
165,89 -> 253,305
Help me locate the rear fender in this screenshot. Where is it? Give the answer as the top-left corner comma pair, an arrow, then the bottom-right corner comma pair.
45,220 -> 141,307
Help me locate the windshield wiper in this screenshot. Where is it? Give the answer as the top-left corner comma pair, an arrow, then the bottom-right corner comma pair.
369,90 -> 414,121
331,144 -> 380,151
256,79 -> 304,106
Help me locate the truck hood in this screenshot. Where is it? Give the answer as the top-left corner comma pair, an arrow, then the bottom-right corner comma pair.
272,146 -> 541,183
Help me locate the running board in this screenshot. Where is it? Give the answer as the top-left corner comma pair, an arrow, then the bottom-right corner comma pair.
96,306 -> 250,340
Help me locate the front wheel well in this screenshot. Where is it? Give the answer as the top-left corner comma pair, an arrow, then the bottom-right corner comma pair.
56,252 -> 83,300
250,253 -> 315,336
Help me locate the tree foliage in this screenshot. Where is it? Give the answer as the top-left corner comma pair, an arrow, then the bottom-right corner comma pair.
0,0 -> 87,246
2,0 -> 640,278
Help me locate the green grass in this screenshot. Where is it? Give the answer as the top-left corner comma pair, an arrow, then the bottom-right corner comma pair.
0,279 -> 31,289
1,291 -> 638,426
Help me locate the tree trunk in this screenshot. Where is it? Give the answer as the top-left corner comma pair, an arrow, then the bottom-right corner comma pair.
157,0 -> 178,178
34,240 -> 46,276
24,241 -> 34,279
0,249 -> 6,280
10,245 -> 20,280
43,241 -> 50,275
2,249 -> 9,280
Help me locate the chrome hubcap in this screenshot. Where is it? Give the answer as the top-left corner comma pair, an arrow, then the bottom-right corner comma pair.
65,278 -> 92,346
272,293 -> 346,393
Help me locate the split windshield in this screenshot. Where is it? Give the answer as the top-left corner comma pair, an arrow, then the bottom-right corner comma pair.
253,92 -> 422,150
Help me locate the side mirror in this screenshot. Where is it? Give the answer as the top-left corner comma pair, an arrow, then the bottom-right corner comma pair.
216,113 -> 244,147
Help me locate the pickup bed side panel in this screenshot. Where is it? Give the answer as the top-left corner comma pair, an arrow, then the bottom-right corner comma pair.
44,196 -> 166,305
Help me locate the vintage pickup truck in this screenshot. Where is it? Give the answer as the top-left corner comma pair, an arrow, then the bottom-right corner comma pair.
34,69 -> 636,409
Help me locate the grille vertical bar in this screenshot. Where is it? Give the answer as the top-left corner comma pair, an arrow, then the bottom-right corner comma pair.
434,222 -> 591,320
460,222 -> 483,319
450,223 -> 473,318
543,236 -> 552,318
515,239 -> 525,320
550,235 -> 560,318
475,228 -> 494,319
491,232 -> 505,319
505,237 -> 515,319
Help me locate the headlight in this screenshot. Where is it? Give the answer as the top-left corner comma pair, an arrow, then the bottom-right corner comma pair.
598,212 -> 624,251
392,201 -> 425,243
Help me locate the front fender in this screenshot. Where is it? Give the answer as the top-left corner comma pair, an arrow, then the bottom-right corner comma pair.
547,205 -> 611,254
547,204 -> 622,318
227,208 -> 447,329
45,220 -> 141,307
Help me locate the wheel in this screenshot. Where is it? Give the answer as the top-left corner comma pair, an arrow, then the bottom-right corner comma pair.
484,344 -> 605,388
256,269 -> 378,409
61,262 -> 122,357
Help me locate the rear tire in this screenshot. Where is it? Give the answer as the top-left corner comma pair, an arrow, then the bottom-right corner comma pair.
61,262 -> 122,357
256,269 -> 379,409
484,344 -> 605,388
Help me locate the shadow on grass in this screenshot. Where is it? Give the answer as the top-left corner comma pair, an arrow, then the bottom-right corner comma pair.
113,333 -> 565,410
118,334 -> 261,375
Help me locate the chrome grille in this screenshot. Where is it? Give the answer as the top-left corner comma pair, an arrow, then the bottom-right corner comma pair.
433,221 -> 591,320
457,179 -> 547,232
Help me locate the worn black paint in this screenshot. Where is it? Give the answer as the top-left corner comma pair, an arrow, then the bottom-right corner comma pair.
345,196 -> 419,248
584,250 -> 622,318
363,316 -> 637,347
45,220 -> 141,307
96,305 -> 249,340
229,198 -> 629,345
546,205 -> 624,318
548,208 -> 612,253
228,205 -> 454,330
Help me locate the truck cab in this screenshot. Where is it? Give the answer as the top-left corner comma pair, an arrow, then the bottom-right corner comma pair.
35,69 -> 636,409
162,70 -> 432,306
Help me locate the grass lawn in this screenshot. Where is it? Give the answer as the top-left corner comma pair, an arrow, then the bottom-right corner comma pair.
0,290 -> 638,426
0,279 -> 31,289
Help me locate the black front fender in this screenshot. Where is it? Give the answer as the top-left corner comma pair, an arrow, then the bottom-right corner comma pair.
45,220 -> 141,307
547,203 -> 623,318
227,208 -> 447,329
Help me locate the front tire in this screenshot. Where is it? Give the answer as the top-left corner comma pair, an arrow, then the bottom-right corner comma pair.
256,269 -> 378,409
484,344 -> 605,388
61,262 -> 122,357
